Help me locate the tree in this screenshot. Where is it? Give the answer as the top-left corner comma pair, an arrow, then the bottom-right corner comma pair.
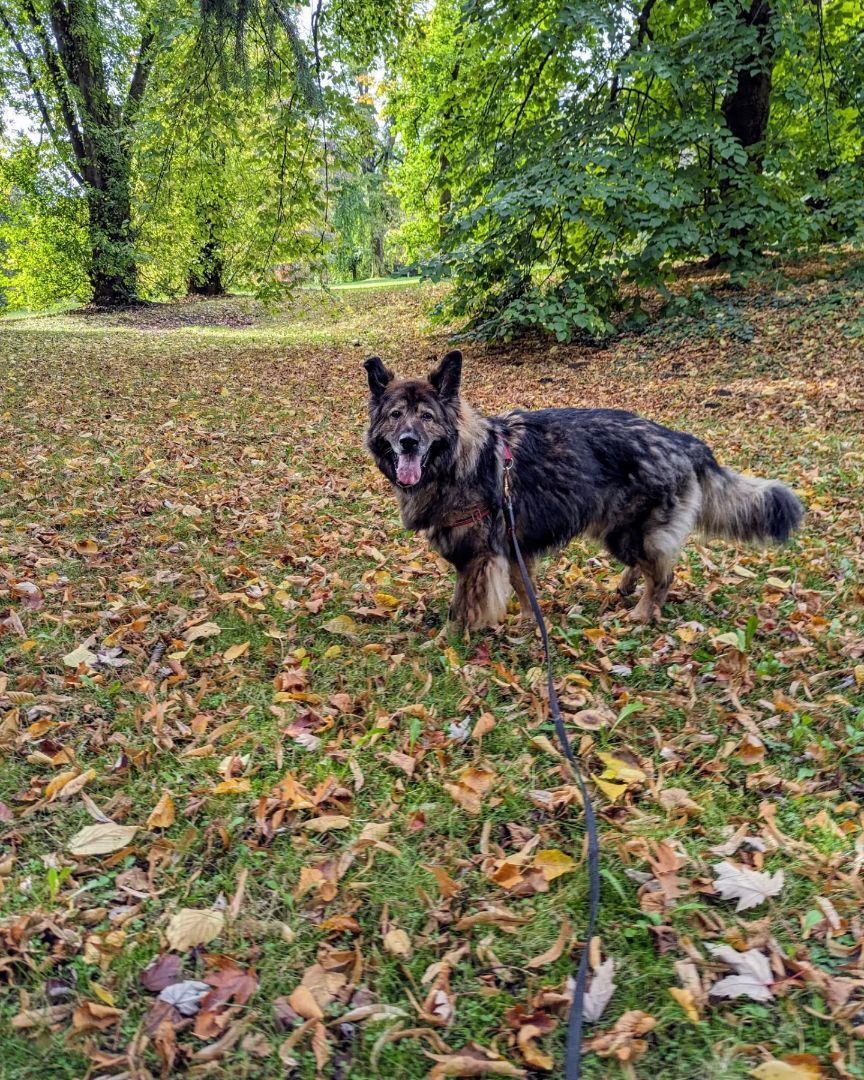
388,0 -> 864,341
0,0 -> 169,303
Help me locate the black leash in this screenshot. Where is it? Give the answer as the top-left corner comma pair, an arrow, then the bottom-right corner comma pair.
502,446 -> 600,1080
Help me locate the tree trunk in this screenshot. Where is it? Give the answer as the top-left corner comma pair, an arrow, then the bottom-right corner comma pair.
86,156 -> 138,305
188,225 -> 225,297
708,0 -> 776,266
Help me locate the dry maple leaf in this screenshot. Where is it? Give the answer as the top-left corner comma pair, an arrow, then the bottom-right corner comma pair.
712,860 -> 785,911
707,944 -> 774,1001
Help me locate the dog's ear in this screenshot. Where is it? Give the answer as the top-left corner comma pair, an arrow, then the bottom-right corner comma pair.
429,349 -> 462,401
364,356 -> 394,401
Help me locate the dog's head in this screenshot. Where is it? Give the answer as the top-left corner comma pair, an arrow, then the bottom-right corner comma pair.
363,350 -> 462,490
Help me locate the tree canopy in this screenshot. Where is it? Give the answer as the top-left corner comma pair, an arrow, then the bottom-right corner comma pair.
0,0 -> 861,331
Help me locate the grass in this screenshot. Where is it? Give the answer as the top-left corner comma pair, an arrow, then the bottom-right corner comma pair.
1,264 -> 863,1078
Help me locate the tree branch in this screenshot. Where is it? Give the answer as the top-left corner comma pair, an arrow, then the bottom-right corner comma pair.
0,6 -> 84,185
124,23 -> 157,126
17,0 -> 87,169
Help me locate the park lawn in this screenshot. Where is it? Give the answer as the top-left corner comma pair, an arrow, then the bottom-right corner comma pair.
1,262 -> 863,1079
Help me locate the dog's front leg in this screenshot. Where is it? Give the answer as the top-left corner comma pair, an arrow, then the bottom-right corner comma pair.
450,554 -> 511,630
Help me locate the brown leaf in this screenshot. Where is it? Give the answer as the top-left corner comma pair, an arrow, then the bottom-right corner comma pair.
589,1010 -> 656,1061
527,918 -> 571,969
146,791 -> 175,830
141,954 -> 184,992
383,928 -> 413,959
72,1000 -> 123,1032
289,985 -> 324,1021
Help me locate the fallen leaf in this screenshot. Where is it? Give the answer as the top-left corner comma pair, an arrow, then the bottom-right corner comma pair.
707,944 -> 774,1001
223,641 -> 250,661
668,986 -> 700,1022
289,984 -> 324,1021
712,860 -> 785,911
749,1057 -> 825,1080
583,958 -> 616,1023
183,621 -> 222,643
596,752 -> 647,785
72,1000 -> 123,1032
302,814 -> 351,832
158,980 -> 210,1016
141,954 -> 184,992
383,928 -> 413,959
533,849 -> 576,882
146,791 -> 175,830
527,918 -> 571,969
68,823 -> 138,856
321,614 -> 361,637
62,642 -> 99,669
165,909 -> 225,952
472,712 -> 496,739
589,1010 -> 656,1061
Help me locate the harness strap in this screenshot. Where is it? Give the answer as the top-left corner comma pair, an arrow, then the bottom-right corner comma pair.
501,437 -> 601,1080
444,507 -> 491,529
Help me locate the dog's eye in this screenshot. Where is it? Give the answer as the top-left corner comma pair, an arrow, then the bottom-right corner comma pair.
420,411 -> 434,422
389,409 -> 402,420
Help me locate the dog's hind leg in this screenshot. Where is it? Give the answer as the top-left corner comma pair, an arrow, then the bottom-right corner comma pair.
451,554 -> 511,630
628,479 -> 701,623
617,565 -> 641,597
509,555 -> 537,618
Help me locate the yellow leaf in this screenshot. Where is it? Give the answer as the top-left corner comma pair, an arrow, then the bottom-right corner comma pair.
89,982 -> 116,1007
68,823 -> 138,856
443,646 -> 461,668
593,776 -> 629,803
374,592 -> 399,609
533,849 -> 576,882
45,770 -> 79,800
323,645 -> 342,659
223,641 -> 250,662
75,539 -> 99,555
165,908 -> 225,951
146,791 -> 175,829
213,778 -> 251,795
596,752 -> 646,785
668,987 -> 700,1022
853,665 -> 864,687
749,1058 -> 824,1080
322,615 -> 361,637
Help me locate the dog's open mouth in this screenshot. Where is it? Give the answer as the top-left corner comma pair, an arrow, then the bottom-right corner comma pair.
395,450 -> 428,488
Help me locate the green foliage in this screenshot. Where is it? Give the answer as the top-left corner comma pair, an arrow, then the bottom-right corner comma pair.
0,140 -> 88,309
388,0 -> 864,340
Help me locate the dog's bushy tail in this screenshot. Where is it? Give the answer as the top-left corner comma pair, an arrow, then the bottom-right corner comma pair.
697,467 -> 803,545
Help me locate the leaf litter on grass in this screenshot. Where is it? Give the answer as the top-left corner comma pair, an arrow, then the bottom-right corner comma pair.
1,269 -> 864,1077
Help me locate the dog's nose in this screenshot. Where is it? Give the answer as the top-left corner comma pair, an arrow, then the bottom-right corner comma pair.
399,433 -> 420,452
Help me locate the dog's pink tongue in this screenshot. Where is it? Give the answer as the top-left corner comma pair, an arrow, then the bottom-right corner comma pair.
396,453 -> 422,487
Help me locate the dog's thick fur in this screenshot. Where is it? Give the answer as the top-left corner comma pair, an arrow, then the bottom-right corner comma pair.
364,351 -> 803,628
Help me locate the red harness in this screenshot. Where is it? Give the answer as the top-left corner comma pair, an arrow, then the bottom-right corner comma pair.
443,438 -> 512,530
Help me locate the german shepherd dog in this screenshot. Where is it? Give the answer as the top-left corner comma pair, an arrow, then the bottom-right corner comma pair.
364,350 -> 803,629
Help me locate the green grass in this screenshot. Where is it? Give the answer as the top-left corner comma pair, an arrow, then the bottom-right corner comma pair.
1,266 -> 863,1078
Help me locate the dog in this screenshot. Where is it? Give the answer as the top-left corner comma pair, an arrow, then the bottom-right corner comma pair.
363,350 -> 803,628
